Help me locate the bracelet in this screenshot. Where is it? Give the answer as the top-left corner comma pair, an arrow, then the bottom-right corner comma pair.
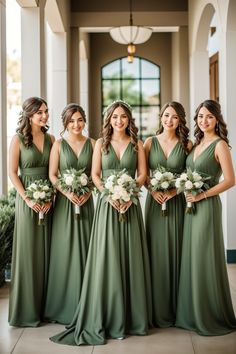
203,191 -> 207,199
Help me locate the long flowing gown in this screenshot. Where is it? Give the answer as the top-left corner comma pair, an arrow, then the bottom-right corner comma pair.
50,142 -> 152,345
145,137 -> 187,327
176,139 -> 236,335
8,133 -> 52,327
44,138 -> 94,324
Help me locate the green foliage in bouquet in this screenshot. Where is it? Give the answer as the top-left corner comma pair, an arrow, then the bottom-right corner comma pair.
0,189 -> 16,287
57,168 -> 93,195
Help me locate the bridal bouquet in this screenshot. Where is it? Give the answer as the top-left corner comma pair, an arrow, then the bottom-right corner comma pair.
25,179 -> 54,225
149,165 -> 176,216
102,169 -> 140,222
57,168 -> 93,219
175,167 -> 210,213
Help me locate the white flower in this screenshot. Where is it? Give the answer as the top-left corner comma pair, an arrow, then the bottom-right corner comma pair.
194,181 -> 203,188
39,191 -> 46,199
29,183 -> 37,190
105,180 -> 114,190
65,176 -> 73,186
150,178 -> 157,186
43,185 -> 49,191
154,171 -> 162,180
192,172 -> 202,182
185,180 -> 193,190
80,176 -> 88,186
175,178 -> 181,188
180,173 -> 188,181
161,181 -> 169,189
33,191 -> 40,199
165,172 -> 174,180
121,190 -> 130,202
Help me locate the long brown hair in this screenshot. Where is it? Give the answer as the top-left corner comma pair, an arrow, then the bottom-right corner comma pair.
16,97 -> 48,147
102,100 -> 138,153
194,100 -> 230,147
157,101 -> 189,153
60,103 -> 86,137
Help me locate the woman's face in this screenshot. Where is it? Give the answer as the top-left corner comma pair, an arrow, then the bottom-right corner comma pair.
110,106 -> 129,132
31,103 -> 49,127
197,106 -> 217,134
67,111 -> 85,135
161,106 -> 179,132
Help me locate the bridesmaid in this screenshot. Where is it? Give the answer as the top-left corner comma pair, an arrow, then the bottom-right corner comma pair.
176,99 -> 236,335
50,100 -> 152,346
144,101 -> 191,327
44,103 -> 95,325
8,97 -> 54,327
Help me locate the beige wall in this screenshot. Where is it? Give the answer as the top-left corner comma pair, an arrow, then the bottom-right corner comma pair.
89,32 -> 172,139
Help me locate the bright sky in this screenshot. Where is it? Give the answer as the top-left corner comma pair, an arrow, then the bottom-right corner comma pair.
6,0 -> 21,58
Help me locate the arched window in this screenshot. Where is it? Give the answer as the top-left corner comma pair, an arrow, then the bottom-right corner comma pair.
101,57 -> 160,140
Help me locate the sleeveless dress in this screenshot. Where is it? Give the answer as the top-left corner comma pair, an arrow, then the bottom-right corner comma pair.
145,137 -> 187,327
50,142 -> 152,345
8,133 -> 52,327
44,138 -> 94,324
176,139 -> 236,335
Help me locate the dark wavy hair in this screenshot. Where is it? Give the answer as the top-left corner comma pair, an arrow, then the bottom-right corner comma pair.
60,103 -> 86,136
16,97 -> 48,147
156,101 -> 190,153
194,100 -> 230,147
101,101 -> 138,153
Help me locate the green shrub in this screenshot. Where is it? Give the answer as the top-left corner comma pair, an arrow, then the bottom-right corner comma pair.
0,189 -> 16,287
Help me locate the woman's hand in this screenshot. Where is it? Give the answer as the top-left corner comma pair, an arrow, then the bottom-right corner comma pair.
108,198 -> 120,211
164,188 -> 177,201
25,198 -> 41,212
77,192 -> 92,206
65,192 -> 81,205
151,190 -> 166,204
120,200 -> 133,213
40,202 -> 52,214
185,192 -> 204,203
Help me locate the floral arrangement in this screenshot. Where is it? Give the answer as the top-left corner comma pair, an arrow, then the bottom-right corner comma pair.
175,167 -> 210,213
102,169 -> 139,222
57,168 -> 93,219
25,179 -> 54,225
149,165 -> 176,216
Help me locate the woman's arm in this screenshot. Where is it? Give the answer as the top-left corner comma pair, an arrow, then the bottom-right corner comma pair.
91,139 -> 103,192
136,140 -> 147,187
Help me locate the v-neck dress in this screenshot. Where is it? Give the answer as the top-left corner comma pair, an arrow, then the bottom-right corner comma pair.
50,142 -> 152,345
44,138 -> 94,325
176,139 -> 236,335
8,133 -> 53,327
145,136 -> 187,327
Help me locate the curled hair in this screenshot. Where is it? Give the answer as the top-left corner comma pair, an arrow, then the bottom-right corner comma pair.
157,101 -> 190,153
60,103 -> 86,136
194,100 -> 230,147
16,97 -> 48,147
101,101 -> 138,153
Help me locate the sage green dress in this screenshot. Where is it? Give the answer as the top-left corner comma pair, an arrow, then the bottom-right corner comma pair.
44,138 -> 94,325
145,137 -> 186,327
8,133 -> 52,327
176,139 -> 236,335
50,142 -> 152,346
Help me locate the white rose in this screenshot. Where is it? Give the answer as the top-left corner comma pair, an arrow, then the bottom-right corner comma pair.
33,191 -> 40,199
192,172 -> 202,182
117,178 -> 124,186
39,191 -> 46,199
194,181 -> 203,188
121,173 -> 133,182
175,178 -> 181,188
107,175 -> 115,182
180,173 -> 188,181
185,180 -> 193,190
43,185 -> 49,191
105,180 -> 114,190
121,190 -> 130,202
80,177 -> 88,186
154,171 -> 162,180
166,172 -> 174,180
29,183 -> 37,190
161,181 -> 169,189
111,192 -> 120,201
151,178 -> 156,186
65,176 -> 73,186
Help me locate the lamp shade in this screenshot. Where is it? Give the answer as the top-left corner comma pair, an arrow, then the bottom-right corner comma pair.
110,26 -> 152,45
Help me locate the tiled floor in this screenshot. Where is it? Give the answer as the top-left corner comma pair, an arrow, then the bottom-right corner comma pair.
0,264 -> 236,354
